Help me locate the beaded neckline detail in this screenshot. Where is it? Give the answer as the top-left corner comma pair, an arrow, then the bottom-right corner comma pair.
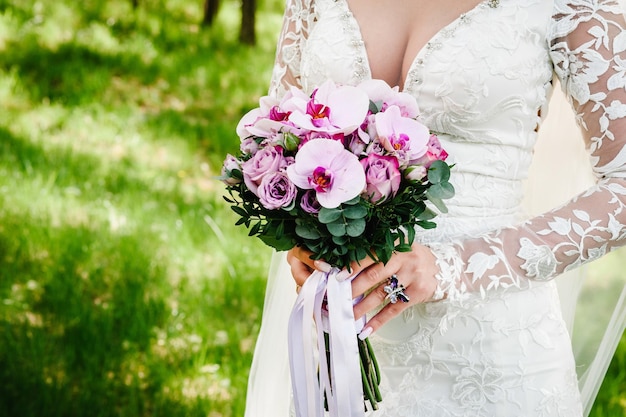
336,0 -> 500,91
405,0 -> 500,95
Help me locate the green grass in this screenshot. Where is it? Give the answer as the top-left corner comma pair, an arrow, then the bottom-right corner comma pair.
0,1 -> 624,416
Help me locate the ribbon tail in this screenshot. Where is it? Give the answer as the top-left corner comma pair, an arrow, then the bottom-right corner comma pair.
325,270 -> 365,417
288,270 -> 326,417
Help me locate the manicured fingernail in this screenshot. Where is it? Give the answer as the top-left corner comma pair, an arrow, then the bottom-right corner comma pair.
358,326 -> 373,340
336,270 -> 352,282
314,260 -> 332,273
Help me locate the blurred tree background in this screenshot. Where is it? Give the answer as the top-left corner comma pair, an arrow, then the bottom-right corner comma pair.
0,1 -> 623,417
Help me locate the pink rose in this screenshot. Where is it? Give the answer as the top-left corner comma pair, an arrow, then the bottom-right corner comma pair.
411,134 -> 449,168
242,146 -> 290,194
361,154 -> 402,204
257,172 -> 298,210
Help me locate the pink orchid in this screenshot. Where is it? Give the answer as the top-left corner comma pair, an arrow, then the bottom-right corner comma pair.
286,138 -> 366,209
374,105 -> 430,166
357,79 -> 420,118
236,96 -> 280,139
288,80 -> 370,135
237,94 -> 303,139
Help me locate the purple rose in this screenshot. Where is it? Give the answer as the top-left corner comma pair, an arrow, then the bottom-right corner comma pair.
360,153 -> 401,204
242,146 -> 290,194
220,154 -> 242,185
257,172 -> 297,210
300,190 -> 321,214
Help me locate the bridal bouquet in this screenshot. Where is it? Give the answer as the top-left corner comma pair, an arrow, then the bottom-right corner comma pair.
220,79 -> 453,415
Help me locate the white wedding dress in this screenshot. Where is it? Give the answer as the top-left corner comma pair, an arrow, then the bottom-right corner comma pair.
245,1 -> 626,416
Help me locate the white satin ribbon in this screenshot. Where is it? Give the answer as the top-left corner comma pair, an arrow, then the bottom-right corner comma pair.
288,269 -> 365,417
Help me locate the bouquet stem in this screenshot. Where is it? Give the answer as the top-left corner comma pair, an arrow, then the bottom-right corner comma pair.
359,337 -> 382,409
322,333 -> 382,412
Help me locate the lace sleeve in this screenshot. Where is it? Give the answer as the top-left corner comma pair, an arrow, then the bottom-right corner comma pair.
432,0 -> 626,302
267,0 -> 315,98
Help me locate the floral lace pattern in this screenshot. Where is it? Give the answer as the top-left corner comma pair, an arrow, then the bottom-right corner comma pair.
431,0 -> 626,301
268,0 -> 626,415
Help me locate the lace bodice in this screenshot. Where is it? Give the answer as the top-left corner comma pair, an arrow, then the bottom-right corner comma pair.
269,0 -> 626,301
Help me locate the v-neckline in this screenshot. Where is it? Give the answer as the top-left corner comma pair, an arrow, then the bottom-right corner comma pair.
340,0 -> 492,91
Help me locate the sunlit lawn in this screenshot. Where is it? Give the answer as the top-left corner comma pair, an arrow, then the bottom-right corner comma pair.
0,1 -> 623,416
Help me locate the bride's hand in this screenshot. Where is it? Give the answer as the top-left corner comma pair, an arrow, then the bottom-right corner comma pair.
286,246 -> 332,288
350,244 -> 440,338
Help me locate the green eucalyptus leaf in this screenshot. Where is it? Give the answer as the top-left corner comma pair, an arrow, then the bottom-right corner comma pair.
343,196 -> 362,205
318,208 -> 343,224
346,218 -> 366,237
439,181 -> 456,199
343,204 -> 368,219
425,192 -> 449,213
326,221 -> 347,237
295,224 -> 322,239
332,235 -> 349,245
427,160 -> 451,184
426,183 -> 454,200
369,100 -> 382,114
417,207 -> 437,220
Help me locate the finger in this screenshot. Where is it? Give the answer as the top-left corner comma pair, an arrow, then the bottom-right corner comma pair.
353,278 -> 389,320
359,299 -> 410,338
290,246 -> 316,270
290,246 -> 335,273
350,258 -> 398,299
291,260 -> 312,287
287,250 -> 314,286
357,274 -> 434,338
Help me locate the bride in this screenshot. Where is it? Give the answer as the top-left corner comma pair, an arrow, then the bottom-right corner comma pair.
245,0 -> 626,416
